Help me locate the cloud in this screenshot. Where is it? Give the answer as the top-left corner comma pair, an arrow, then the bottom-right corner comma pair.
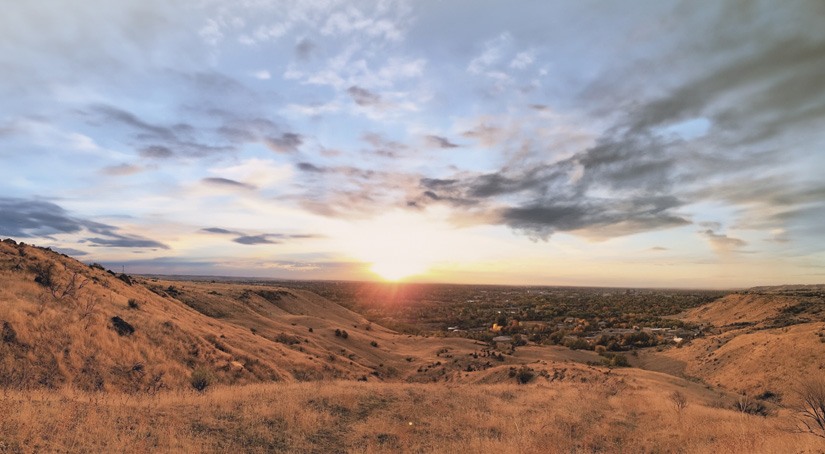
347,86 -> 382,106
201,177 -> 257,190
700,229 -> 747,253
139,145 -> 174,159
99,163 -> 144,176
200,227 -> 239,235
362,132 -> 408,157
461,121 -> 506,148
91,104 -> 174,139
233,234 -> 280,245
425,135 -> 459,149
264,132 -> 303,153
297,162 -> 325,173
320,8 -> 404,42
626,39 -> 825,137
0,197 -> 108,238
52,247 -> 89,257
467,32 -> 511,76
200,227 -> 322,246
295,38 -> 315,60
90,104 -> 239,158
0,198 -> 169,249
89,101 -> 303,160
250,70 -> 271,80
510,50 -> 535,69
497,196 -> 689,241
85,235 -> 169,249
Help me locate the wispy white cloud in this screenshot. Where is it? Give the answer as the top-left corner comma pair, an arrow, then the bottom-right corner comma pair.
250,69 -> 271,79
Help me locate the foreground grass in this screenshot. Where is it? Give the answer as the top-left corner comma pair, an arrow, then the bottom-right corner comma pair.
1,379 -> 821,454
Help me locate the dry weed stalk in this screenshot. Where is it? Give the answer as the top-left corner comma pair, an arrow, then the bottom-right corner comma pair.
670,390 -> 688,415
793,379 -> 825,439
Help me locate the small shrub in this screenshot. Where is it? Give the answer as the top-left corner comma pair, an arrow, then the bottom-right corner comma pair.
515,366 -> 534,384
117,273 -> 132,286
733,393 -> 768,416
31,262 -> 55,288
611,354 -> 630,367
190,367 -> 214,392
273,332 -> 301,345
341,330 -> 349,339
110,316 -> 135,336
1,321 -> 17,344
370,340 -> 379,347
127,299 -> 140,310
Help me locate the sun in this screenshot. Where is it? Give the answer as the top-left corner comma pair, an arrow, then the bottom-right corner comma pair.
332,210 -> 465,282
369,261 -> 427,282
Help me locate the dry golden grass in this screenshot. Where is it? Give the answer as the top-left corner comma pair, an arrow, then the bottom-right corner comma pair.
0,241 -> 637,391
1,378 -> 823,454
3,241 -> 824,453
637,291 -> 825,400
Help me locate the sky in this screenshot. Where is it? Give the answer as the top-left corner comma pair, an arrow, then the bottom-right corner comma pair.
1,0 -> 824,288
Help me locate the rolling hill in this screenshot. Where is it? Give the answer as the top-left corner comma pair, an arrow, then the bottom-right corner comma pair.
637,288 -> 825,400
2,239 -> 825,452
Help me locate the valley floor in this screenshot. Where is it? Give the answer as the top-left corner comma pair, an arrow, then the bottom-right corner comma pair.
2,378 -> 822,454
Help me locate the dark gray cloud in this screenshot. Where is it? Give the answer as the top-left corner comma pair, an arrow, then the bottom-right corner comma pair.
90,104 -> 175,139
0,197 -> 108,237
295,38 -> 316,60
201,177 -> 257,190
0,197 -> 168,249
420,178 -> 458,188
425,135 -> 459,149
200,227 -> 322,246
347,86 -> 382,106
85,235 -> 169,249
139,145 -> 174,159
88,103 -> 303,159
497,196 -> 689,241
627,39 -> 825,137
233,234 -> 280,245
406,25 -> 825,243
200,227 -> 239,235
297,162 -> 325,173
264,132 -> 303,153
89,104 -> 237,158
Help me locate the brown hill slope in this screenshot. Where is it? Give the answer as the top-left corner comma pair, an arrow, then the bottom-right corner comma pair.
0,239 -> 624,392
645,288 -> 825,399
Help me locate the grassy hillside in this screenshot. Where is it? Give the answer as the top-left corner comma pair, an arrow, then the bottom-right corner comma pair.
0,240 -> 628,391
3,378 -> 823,454
3,239 -> 825,452
638,289 -> 825,401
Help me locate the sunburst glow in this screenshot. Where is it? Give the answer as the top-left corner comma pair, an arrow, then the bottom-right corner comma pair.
333,209 -> 474,281
370,261 -> 428,281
